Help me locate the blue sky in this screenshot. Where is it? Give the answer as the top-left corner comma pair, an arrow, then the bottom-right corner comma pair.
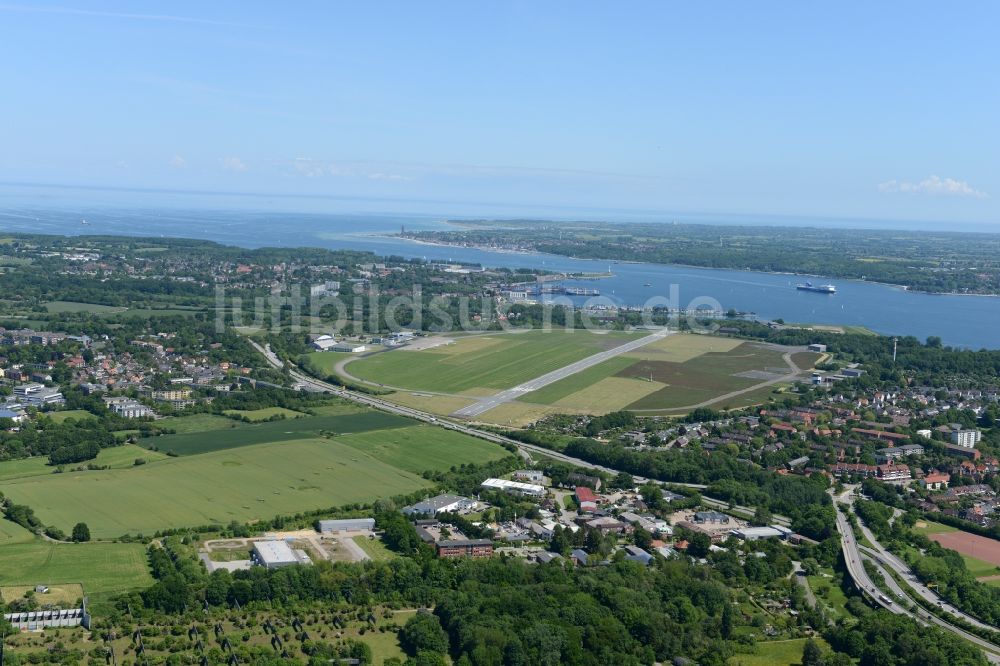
0,2 -> 997,225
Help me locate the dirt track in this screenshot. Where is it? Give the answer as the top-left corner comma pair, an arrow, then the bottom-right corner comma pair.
930,531 -> 1000,567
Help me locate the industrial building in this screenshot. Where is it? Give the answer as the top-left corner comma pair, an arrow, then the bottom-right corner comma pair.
12,383 -> 65,407
311,334 -> 340,351
693,511 -> 730,525
731,525 -> 793,541
252,540 -> 310,569
480,477 -> 545,497
332,342 -> 367,353
318,518 -> 376,532
402,494 -> 476,516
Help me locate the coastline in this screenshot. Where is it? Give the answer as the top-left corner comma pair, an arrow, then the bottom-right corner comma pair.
384,233 -> 1000,298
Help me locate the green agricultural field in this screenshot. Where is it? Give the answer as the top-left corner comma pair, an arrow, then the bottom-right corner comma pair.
41,300 -> 203,318
0,518 -> 35,545
2,424 -> 508,538
2,438 -> 434,537
88,444 -> 170,468
223,406 -> 305,421
337,424 -> 510,474
149,410 -> 411,455
158,413 -> 244,434
0,444 -> 167,481
0,456 -> 54,482
46,409 -> 97,423
345,330 -> 641,393
0,540 -> 153,601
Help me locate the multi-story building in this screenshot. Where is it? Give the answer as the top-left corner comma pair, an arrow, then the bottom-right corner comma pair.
436,539 -> 493,559
104,396 -> 155,419
12,383 -> 65,407
950,428 -> 982,449
150,388 -> 192,402
876,464 -> 911,482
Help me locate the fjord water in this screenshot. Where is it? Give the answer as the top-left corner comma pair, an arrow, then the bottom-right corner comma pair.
2,196 -> 998,349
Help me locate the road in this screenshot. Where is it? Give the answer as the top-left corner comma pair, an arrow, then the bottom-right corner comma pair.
832,489 -> 1000,662
253,340 -> 625,471
451,328 -> 673,417
838,489 -> 998,633
251,340 -> 792,525
791,561 -> 820,613
268,337 -> 999,659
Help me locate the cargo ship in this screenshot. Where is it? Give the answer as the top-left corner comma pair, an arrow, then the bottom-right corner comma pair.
796,281 -> 836,294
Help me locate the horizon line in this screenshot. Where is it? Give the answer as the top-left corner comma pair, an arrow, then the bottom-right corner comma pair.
0,178 -> 996,234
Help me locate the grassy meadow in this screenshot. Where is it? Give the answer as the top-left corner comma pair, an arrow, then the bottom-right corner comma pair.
0,444 -> 168,482
345,329 -> 642,393
496,335 -> 799,419
222,406 -> 306,421
729,638 -> 831,666
0,540 -> 153,601
0,408 -> 510,537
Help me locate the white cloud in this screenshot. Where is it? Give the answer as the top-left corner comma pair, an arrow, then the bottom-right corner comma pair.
290,157 -> 328,178
220,156 -> 248,172
280,158 -> 411,181
879,175 -> 988,199
169,155 -> 187,169
366,172 -> 412,181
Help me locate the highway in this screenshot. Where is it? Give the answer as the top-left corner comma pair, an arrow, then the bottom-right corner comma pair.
251,340 -> 633,473
838,489 -> 999,634
271,336 -> 999,660
832,489 -> 1000,662
451,328 -> 673,417
254,339 -> 1000,657
250,340 -> 791,525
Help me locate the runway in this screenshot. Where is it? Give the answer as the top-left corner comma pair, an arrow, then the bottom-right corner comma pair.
451,328 -> 672,418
